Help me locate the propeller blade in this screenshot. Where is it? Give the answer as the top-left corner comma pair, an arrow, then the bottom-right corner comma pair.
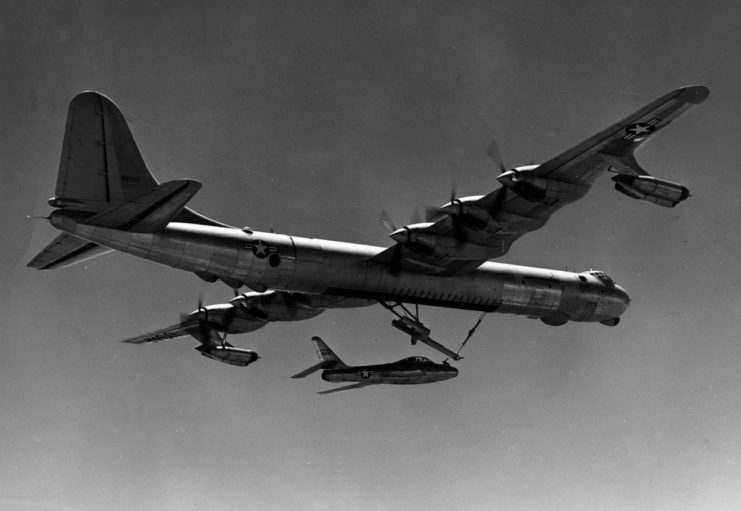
380,209 -> 397,232
409,209 -> 421,225
181,292 -> 205,324
449,181 -> 458,203
486,138 -> 507,173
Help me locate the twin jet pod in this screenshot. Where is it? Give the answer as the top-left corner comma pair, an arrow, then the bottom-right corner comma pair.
28,86 -> 708,379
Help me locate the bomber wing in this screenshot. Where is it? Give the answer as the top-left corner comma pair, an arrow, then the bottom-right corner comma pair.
120,317 -> 222,346
372,86 -> 708,275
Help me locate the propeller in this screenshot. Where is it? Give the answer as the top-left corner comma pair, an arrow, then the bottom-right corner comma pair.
423,182 -> 470,242
182,293 -> 235,346
485,136 -> 512,218
408,208 -> 421,226
194,295 -> 217,345
181,293 -> 205,324
424,182 -> 459,222
380,209 -> 397,232
379,210 -> 406,275
486,137 -> 508,173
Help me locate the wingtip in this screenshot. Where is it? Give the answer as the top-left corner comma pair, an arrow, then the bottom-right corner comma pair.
678,85 -> 710,104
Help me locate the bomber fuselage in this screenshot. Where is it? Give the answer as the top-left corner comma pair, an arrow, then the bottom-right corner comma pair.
49,211 -> 630,325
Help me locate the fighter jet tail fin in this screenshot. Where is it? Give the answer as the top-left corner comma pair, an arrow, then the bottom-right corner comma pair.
311,336 -> 348,368
290,336 -> 348,378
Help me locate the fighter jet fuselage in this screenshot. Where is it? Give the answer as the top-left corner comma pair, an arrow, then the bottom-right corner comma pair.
321,357 -> 459,385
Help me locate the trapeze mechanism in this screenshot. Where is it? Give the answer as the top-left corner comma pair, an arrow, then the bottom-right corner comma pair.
380,301 -> 464,361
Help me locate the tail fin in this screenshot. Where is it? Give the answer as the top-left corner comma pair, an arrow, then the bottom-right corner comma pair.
52,91 -> 157,212
29,91 -> 228,269
311,336 -> 346,366
51,91 -> 227,225
291,336 -> 347,378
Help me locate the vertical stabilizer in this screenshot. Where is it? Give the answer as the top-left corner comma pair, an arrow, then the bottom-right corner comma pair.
50,91 -> 227,228
53,91 -> 157,212
29,91 -> 231,270
290,336 -> 347,378
311,336 -> 347,367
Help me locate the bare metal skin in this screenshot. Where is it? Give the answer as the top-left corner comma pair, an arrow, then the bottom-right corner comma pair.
49,211 -> 630,325
28,87 -> 708,364
292,337 -> 459,394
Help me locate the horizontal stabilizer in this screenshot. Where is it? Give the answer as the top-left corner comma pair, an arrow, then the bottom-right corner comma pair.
27,233 -> 112,270
85,179 -> 201,232
291,361 -> 332,379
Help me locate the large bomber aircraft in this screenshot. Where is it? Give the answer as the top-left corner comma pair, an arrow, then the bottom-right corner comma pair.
292,336 -> 458,394
28,86 -> 708,366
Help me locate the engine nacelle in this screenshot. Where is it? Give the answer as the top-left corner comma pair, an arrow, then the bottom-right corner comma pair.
612,174 -> 690,207
197,345 -> 259,367
438,196 -> 493,231
389,223 -> 437,255
389,223 -> 497,259
496,165 -> 587,205
497,165 -> 548,203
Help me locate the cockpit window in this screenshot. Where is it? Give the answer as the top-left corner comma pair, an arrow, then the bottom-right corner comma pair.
403,356 -> 432,364
586,270 -> 614,288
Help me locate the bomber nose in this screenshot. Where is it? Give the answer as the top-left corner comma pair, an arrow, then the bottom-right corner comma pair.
614,284 -> 631,307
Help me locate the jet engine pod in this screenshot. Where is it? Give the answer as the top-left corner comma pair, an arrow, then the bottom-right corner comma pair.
612,174 -> 690,207
196,345 -> 259,367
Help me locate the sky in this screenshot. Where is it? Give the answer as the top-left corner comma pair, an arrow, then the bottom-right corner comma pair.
3,1 -> 741,510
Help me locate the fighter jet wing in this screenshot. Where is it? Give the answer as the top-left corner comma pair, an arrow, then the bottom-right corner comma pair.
317,383 -> 372,395
371,86 -> 708,276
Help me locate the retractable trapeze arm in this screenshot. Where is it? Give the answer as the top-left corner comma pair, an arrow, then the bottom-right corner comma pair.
380,301 -> 464,361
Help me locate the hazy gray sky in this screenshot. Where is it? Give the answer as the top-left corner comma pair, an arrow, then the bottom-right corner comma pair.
3,1 -> 741,510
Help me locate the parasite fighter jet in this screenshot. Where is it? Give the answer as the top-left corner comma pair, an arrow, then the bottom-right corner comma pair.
27,86 -> 708,365
292,336 -> 458,394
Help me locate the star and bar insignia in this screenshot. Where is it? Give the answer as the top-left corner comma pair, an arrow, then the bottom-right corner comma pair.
623,119 -> 660,141
242,239 -> 278,259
